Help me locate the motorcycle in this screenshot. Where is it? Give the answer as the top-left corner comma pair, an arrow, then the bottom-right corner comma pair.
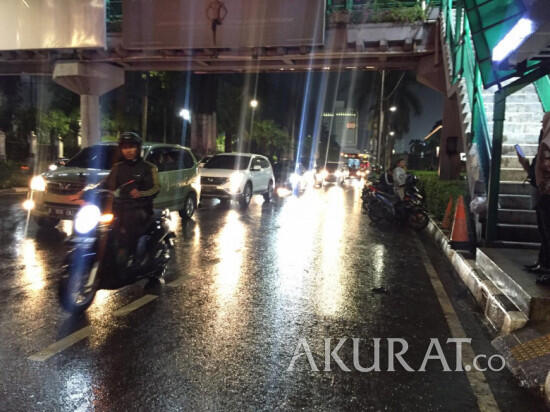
363,173 -> 429,231
58,185 -> 175,314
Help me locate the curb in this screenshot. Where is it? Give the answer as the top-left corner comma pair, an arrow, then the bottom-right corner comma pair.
0,187 -> 28,196
425,219 -> 528,334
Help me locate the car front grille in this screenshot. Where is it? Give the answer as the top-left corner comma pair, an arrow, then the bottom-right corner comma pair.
46,181 -> 86,195
201,176 -> 228,185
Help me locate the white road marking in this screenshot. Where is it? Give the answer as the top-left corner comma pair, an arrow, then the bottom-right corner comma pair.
414,237 -> 501,412
166,276 -> 188,288
28,326 -> 92,362
113,294 -> 158,317
29,294 -> 159,361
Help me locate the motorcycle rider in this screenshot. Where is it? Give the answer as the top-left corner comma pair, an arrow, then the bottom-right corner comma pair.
392,158 -> 407,200
102,132 -> 160,266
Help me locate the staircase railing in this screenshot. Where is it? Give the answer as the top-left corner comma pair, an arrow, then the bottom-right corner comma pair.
535,75 -> 550,113
441,0 -> 491,185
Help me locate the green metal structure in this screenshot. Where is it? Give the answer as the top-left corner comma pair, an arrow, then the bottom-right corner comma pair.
442,0 -> 550,242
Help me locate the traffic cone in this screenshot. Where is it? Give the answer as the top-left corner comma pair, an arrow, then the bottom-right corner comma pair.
450,195 -> 470,250
441,196 -> 453,230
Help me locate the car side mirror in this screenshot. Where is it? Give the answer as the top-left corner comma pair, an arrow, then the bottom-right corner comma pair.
252,165 -> 261,171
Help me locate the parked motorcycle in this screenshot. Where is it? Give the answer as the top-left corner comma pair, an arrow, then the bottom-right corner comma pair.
363,173 -> 429,231
58,186 -> 175,314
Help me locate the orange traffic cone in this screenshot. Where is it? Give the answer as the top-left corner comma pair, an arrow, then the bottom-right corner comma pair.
450,195 -> 470,250
441,196 -> 453,230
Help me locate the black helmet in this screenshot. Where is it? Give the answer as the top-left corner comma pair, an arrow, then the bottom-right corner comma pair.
118,132 -> 142,147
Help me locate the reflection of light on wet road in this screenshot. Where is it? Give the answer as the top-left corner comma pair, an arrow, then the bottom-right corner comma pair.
168,211 -> 180,233
19,239 -> 45,291
372,244 -> 385,285
63,369 -> 94,410
276,196 -> 320,299
318,186 -> 346,317
215,210 -> 245,304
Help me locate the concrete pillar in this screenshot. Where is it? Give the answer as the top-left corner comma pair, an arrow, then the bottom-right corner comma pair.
58,136 -> 64,158
80,95 -> 100,148
191,113 -> 217,156
53,62 -> 124,147
439,95 -> 462,180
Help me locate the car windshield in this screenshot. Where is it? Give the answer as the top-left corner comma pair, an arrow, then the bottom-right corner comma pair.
65,145 -> 119,170
325,163 -> 341,172
204,155 -> 250,170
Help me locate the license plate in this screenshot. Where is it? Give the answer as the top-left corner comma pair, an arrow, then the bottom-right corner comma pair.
49,208 -> 74,218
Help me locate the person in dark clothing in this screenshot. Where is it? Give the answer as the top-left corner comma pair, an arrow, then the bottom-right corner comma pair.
518,130 -> 541,272
102,132 -> 160,266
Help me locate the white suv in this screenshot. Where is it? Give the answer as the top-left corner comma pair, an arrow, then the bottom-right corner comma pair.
199,153 -> 275,208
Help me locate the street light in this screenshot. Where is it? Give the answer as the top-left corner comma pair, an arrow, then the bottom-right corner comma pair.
179,108 -> 191,122
389,106 -> 397,112
250,99 -> 258,109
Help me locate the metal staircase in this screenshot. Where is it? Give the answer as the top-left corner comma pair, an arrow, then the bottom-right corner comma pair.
441,0 -> 550,246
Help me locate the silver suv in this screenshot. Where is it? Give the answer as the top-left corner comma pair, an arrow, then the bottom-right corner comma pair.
199,153 -> 275,208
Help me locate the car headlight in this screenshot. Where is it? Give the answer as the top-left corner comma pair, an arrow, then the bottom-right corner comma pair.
74,204 -> 101,234
30,175 -> 46,191
228,173 -> 244,193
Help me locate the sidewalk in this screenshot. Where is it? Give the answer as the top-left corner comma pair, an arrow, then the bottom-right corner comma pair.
0,187 -> 28,196
426,219 -> 550,404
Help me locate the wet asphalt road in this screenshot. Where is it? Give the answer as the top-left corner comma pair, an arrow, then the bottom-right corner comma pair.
0,184 -> 546,411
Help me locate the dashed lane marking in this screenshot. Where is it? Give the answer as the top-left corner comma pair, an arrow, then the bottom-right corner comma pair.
28,326 -> 92,362
113,294 -> 158,317
166,275 -> 189,288
414,237 -> 501,412
29,294 -> 158,361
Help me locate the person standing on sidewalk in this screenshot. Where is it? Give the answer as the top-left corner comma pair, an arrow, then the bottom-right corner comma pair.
518,129 -> 541,271
530,112 -> 550,282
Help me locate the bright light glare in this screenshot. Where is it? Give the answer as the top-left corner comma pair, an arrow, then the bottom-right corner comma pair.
289,173 -> 300,187
389,131 -> 395,136
250,99 -> 259,108
99,213 -> 114,224
179,108 -> 191,121
74,205 -> 101,234
23,199 -> 35,210
389,106 -> 397,112
48,164 -> 58,171
228,173 -> 243,193
277,187 -> 292,197
492,18 -> 535,62
30,175 -> 46,191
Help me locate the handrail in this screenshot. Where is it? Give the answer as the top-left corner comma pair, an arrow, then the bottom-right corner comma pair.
441,0 -> 492,185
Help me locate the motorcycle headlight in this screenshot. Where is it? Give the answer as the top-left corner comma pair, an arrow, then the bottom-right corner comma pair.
74,204 -> 101,234
228,173 -> 244,193
30,175 -> 46,191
